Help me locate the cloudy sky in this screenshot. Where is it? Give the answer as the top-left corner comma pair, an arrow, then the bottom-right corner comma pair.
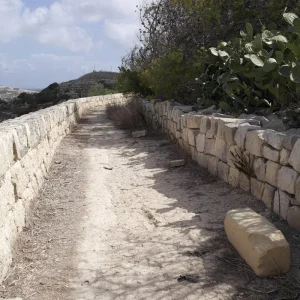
0,0 -> 140,89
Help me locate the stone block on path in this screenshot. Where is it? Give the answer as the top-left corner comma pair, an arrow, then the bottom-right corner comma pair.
224,208 -> 290,276
132,130 -> 147,138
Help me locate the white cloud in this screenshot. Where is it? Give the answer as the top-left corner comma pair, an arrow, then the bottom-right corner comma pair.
0,0 -> 139,52
104,21 -> 139,46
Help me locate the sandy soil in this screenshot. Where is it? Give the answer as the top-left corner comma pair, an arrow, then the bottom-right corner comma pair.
1,108 -> 300,300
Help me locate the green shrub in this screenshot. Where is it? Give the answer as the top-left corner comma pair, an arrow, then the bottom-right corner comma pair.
194,12 -> 300,113
117,67 -> 153,97
87,83 -> 114,96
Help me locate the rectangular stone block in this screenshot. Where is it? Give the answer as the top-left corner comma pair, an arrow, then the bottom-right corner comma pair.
287,206 -> 300,232
204,138 -> 216,156
186,115 -> 203,129
263,145 -> 280,162
215,137 -> 229,162
277,166 -> 298,195
206,117 -> 218,138
262,183 -> 276,209
228,167 -> 240,187
251,178 -> 265,200
240,172 -> 250,192
196,133 -> 205,153
196,152 -> 207,168
200,117 -> 210,134
235,123 -> 261,149
218,161 -> 229,182
274,190 -> 292,220
265,161 -> 281,187
207,155 -> 219,176
288,139 -> 300,173
280,148 -> 290,166
263,129 -> 285,150
253,157 -> 266,182
245,130 -> 265,157
225,208 -> 290,276
187,129 -> 199,147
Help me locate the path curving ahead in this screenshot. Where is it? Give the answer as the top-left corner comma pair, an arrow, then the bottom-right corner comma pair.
1,108 -> 300,300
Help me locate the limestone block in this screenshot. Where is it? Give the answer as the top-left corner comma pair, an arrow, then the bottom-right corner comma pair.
10,161 -> 30,199
196,133 -> 205,153
181,114 -> 188,128
182,128 -> 189,143
263,145 -> 280,162
0,173 -> 16,214
262,184 -> 276,209
265,161 -> 281,187
23,118 -> 41,149
187,129 -> 199,147
240,172 -> 250,192
218,161 -> 229,182
199,116 -> 210,134
175,131 -> 181,139
277,166 -> 298,195
0,134 -> 13,178
280,149 -> 290,166
245,130 -> 265,157
206,117 -> 218,138
207,155 -> 219,176
228,167 -> 240,187
197,153 -> 207,168
234,123 -> 261,149
187,115 -> 203,129
283,133 -> 300,151
251,178 -> 265,200
132,130 -> 147,138
274,190 -> 292,220
215,137 -> 229,162
169,159 -> 185,168
204,138 -> 216,156
294,177 -> 300,204
224,208 -> 290,276
223,123 -> 239,146
288,139 -> 300,173
253,157 -> 266,182
3,123 -> 28,160
190,146 -> 198,161
263,129 -> 285,150
216,118 -> 238,140
287,206 -> 300,232
13,199 -> 26,233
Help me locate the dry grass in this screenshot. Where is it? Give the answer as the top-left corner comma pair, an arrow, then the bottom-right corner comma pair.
105,99 -> 147,130
230,147 -> 255,177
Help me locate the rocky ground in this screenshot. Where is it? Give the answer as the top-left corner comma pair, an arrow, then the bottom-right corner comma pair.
1,108 -> 300,300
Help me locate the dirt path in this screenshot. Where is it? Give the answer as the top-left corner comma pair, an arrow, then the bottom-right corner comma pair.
1,109 -> 300,300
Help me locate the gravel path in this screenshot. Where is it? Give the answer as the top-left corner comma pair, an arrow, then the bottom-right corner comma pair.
1,108 -> 300,300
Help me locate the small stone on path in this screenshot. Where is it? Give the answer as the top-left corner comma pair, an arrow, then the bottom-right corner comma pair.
132,130 -> 147,138
169,159 -> 186,168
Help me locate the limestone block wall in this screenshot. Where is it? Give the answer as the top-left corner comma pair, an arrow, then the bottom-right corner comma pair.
0,93 -> 126,282
140,99 -> 300,233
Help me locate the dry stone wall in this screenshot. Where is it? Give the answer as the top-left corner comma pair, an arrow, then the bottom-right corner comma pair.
0,93 -> 126,282
141,99 -> 300,233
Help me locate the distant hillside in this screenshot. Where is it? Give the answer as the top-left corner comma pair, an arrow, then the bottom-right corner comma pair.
0,86 -> 37,102
0,71 -> 119,123
60,71 -> 119,98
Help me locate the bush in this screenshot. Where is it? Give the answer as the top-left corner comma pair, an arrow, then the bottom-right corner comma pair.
105,99 -> 147,130
87,83 -> 116,96
192,12 -> 300,114
117,67 -> 153,97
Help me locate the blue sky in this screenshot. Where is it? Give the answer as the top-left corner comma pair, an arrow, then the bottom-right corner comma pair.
0,0 -> 140,89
